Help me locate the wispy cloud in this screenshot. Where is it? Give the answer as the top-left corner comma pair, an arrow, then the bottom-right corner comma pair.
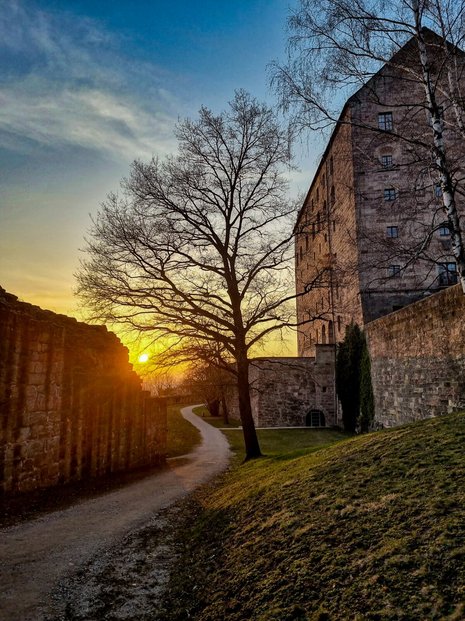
0,1 -> 180,161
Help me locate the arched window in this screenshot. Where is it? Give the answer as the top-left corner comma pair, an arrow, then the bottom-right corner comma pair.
322,324 -> 327,344
328,320 -> 334,344
306,409 -> 326,427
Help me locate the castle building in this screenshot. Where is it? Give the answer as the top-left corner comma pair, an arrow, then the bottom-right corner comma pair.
295,31 -> 465,356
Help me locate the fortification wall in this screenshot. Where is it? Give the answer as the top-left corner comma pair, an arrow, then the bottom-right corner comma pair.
225,345 -> 337,427
366,284 -> 465,427
0,289 -> 166,494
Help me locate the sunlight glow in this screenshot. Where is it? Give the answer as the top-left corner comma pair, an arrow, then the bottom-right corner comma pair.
138,353 -> 149,363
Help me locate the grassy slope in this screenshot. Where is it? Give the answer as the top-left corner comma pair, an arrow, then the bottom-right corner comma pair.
163,413 -> 465,620
166,405 -> 201,458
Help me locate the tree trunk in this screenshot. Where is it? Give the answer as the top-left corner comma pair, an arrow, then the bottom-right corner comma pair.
221,392 -> 229,425
235,348 -> 262,460
415,16 -> 465,293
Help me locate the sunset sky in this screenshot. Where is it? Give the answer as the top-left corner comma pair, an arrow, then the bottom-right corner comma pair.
0,0 -> 321,359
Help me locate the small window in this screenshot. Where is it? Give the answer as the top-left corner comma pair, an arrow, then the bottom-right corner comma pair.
306,234 -> 309,250
337,316 -> 341,332
322,173 -> 326,187
381,154 -> 393,168
299,246 -> 303,261
323,199 -> 327,213
329,156 -> 334,174
330,186 -> 335,205
438,262 -> 458,286
378,112 -> 393,131
435,184 -> 442,197
384,188 -> 397,201
312,223 -> 316,238
311,199 -> 314,212
388,265 -> 401,278
316,188 -> 319,201
439,224 -> 450,237
387,225 -> 398,238
333,220 -> 336,232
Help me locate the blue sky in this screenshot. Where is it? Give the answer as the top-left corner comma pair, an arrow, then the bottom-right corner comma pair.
0,0 -> 319,322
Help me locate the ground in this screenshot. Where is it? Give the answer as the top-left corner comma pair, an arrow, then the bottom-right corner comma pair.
0,406 -> 229,621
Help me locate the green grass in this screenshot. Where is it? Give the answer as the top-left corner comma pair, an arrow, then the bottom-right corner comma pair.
192,404 -> 242,428
223,428 -> 348,462
166,405 -> 202,458
162,412 -> 465,620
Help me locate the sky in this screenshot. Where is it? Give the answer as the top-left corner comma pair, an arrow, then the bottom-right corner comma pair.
0,0 -> 321,360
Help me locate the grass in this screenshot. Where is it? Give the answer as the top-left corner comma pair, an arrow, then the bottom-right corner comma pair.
223,428 -> 348,463
192,404 -> 242,429
166,405 -> 202,458
161,411 -> 465,620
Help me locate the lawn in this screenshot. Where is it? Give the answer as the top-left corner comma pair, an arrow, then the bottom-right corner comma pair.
166,405 -> 202,458
161,411 -> 465,620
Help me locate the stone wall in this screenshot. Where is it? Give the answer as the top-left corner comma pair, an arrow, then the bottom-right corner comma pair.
366,284 -> 465,427
0,289 -> 167,494
225,345 -> 338,427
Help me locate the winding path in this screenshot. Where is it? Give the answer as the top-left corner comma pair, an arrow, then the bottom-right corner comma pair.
0,405 -> 231,621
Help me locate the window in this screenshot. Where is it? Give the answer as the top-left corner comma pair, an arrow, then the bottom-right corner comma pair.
388,265 -> 401,278
329,156 -> 334,175
333,220 -> 336,232
312,223 -> 316,238
435,184 -> 442,197
381,154 -> 393,168
384,188 -> 397,201
311,199 -> 314,212
378,112 -> 393,131
299,246 -> 303,261
439,224 -> 450,236
305,234 -> 309,250
316,188 -> 319,201
387,225 -> 398,238
337,316 -> 342,332
438,262 -> 458,286
330,185 -> 335,205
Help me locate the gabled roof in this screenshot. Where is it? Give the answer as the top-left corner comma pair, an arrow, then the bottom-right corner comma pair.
295,27 -> 462,228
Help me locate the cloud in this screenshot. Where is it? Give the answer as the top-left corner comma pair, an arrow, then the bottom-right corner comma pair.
0,1 -> 180,162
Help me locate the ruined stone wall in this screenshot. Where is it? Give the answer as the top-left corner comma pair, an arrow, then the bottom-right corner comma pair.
0,289 -> 167,494
366,284 -> 465,427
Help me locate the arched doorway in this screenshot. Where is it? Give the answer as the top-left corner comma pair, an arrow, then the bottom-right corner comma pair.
305,409 -> 326,427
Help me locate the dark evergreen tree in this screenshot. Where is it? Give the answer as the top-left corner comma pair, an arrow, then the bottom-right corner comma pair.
359,338 -> 375,432
336,323 -> 363,432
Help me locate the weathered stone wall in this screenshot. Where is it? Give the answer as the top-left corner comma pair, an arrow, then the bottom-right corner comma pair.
0,289 -> 167,494
225,345 -> 338,427
366,284 -> 465,427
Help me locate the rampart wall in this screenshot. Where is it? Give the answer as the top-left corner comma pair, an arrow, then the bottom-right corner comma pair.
0,289 -> 166,494
366,284 -> 465,427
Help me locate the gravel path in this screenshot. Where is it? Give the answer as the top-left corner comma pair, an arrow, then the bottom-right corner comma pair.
0,405 -> 231,621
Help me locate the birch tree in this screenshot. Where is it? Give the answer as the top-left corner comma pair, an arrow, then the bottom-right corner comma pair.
76,91 -> 297,460
272,0 -> 465,292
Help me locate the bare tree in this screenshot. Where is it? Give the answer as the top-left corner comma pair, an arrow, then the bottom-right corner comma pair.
272,0 -> 465,292
76,90 -> 300,460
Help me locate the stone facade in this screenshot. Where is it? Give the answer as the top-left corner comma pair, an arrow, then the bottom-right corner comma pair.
225,345 -> 338,427
296,32 -> 465,355
366,284 -> 465,428
0,289 -> 167,495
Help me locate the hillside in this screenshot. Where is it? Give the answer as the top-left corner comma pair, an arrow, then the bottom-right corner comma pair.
162,413 -> 465,620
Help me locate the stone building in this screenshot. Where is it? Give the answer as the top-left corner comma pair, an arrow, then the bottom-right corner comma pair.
295,30 -> 465,356
225,345 -> 337,427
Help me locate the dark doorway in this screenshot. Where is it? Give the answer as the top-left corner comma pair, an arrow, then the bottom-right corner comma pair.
305,409 -> 326,427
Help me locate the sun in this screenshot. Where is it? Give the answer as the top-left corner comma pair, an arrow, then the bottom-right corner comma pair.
138,353 -> 149,363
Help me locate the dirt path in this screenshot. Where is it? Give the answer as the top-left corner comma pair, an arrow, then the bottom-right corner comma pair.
0,405 -> 231,621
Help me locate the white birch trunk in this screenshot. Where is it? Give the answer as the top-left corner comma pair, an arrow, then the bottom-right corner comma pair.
414,6 -> 465,293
